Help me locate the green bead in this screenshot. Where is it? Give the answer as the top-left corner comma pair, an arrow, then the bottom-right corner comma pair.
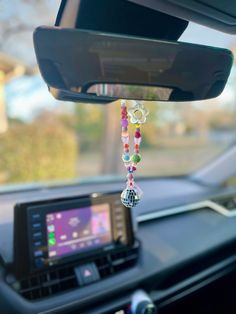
131,154 -> 141,163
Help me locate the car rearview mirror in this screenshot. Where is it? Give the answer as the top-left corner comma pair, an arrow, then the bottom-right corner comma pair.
33,27 -> 233,103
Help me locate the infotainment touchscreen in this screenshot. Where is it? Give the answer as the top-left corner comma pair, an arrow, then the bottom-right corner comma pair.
46,203 -> 112,259
14,192 -> 135,276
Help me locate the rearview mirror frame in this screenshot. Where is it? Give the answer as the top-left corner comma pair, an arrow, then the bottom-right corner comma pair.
33,27 -> 233,103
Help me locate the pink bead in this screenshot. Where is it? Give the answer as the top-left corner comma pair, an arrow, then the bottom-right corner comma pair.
121,100 -> 126,107
122,130 -> 128,136
121,136 -> 129,144
128,180 -> 134,187
127,173 -> 134,180
134,137 -> 142,145
135,131 -> 141,138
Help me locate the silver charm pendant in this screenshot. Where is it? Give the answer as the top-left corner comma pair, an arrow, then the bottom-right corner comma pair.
121,187 -> 142,208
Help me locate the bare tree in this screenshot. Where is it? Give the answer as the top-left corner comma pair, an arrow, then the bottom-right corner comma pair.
101,102 -> 123,174
0,0 -> 58,66
0,1 -> 59,132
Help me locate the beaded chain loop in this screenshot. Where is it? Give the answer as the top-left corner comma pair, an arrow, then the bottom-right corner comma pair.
120,100 -> 149,208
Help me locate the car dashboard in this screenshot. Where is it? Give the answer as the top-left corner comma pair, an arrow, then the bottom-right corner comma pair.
1,177 -> 236,314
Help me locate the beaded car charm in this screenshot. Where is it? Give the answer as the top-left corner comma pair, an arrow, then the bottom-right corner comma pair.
120,100 -> 149,208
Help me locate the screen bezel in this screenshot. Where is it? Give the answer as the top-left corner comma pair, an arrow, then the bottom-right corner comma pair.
25,194 -> 134,272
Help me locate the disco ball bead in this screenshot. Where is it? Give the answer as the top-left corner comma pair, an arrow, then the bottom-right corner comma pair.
121,188 -> 141,208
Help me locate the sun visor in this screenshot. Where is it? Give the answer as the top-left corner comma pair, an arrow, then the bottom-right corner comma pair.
55,0 -> 188,41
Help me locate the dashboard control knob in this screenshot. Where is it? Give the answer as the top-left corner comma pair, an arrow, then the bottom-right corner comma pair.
131,290 -> 157,314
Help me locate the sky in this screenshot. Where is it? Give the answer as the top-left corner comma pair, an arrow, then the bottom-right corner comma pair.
0,0 -> 58,66
181,22 -> 235,48
5,76 -> 58,121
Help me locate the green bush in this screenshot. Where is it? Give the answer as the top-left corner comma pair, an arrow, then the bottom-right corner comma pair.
0,121 -> 78,184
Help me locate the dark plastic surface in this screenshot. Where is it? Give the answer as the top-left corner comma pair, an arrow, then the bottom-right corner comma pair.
56,0 -> 188,41
33,27 -> 233,102
129,0 -> 236,34
1,208 -> 236,313
1,179 -> 236,313
0,178 -> 219,265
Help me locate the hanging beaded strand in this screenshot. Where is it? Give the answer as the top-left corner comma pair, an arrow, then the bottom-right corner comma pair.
120,100 -> 149,208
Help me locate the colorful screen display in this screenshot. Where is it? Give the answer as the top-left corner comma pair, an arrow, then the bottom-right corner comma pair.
46,203 -> 112,259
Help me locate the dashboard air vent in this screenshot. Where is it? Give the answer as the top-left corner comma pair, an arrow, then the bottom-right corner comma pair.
12,242 -> 139,301
95,242 -> 139,278
15,265 -> 78,300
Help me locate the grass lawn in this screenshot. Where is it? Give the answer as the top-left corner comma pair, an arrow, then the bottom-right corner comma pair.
76,143 -> 227,178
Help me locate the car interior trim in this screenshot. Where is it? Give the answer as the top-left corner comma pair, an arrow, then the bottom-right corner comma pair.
36,249 -> 236,314
155,254 -> 236,308
128,0 -> 236,33
192,145 -> 236,186
137,199 -> 236,223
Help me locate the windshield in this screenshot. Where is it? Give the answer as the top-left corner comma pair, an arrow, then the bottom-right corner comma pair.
0,1 -> 236,187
